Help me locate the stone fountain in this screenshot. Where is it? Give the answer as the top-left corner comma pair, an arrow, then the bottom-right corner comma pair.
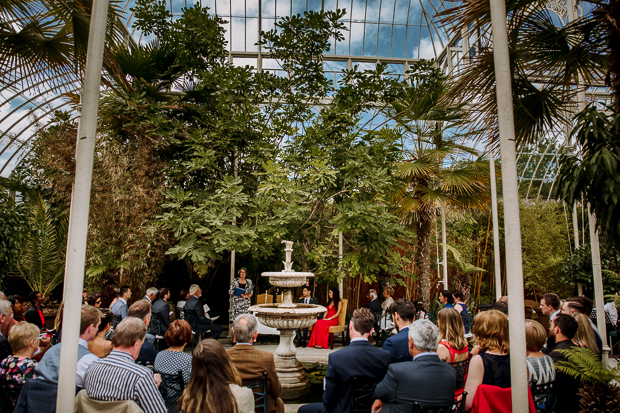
248,241 -> 326,400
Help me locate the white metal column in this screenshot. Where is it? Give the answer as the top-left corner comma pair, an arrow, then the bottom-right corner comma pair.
490,155 -> 502,300
56,0 -> 109,411
488,0 -> 529,409
338,231 -> 343,296
588,206 -> 610,366
441,206 -> 448,288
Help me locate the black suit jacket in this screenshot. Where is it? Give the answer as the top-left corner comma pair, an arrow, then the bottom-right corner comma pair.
0,335 -> 11,361
184,295 -> 211,335
549,339 -> 582,413
322,340 -> 391,413
24,306 -> 43,329
297,297 -> 319,305
383,326 -> 412,363
149,299 -> 171,335
366,299 -> 381,312
375,354 -> 456,413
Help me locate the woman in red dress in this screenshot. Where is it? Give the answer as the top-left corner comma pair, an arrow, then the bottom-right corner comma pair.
308,288 -> 342,349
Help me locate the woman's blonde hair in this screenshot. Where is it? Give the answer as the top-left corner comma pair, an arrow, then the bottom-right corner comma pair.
8,321 -> 40,353
179,339 -> 242,413
384,287 -> 394,296
437,308 -> 467,351
473,310 -> 509,353
572,313 -> 600,356
524,320 -> 547,352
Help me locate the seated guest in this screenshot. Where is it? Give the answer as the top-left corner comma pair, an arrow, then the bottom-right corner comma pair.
180,339 -> 254,413
439,290 -> 454,308
88,310 -> 113,358
562,297 -> 602,352
524,320 -> 555,405
308,288 -> 342,349
176,290 -> 189,320
85,293 -> 102,308
296,286 -> 319,347
372,320 -> 456,413
24,291 -> 45,330
452,291 -> 470,333
383,299 -> 415,363
149,288 -> 172,337
548,314 -> 580,413
572,313 -> 600,356
34,305 -> 101,388
143,287 -> 158,304
366,289 -> 381,312
0,299 -> 14,361
128,300 -> 157,366
8,295 -> 27,322
436,308 -> 469,399
0,321 -> 40,408
154,320 -> 193,386
84,318 -> 166,413
299,308 -> 391,413
463,310 -> 511,411
228,314 -> 284,413
184,284 -> 223,340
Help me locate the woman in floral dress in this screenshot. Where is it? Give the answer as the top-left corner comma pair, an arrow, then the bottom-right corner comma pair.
229,268 -> 253,321
0,321 -> 40,408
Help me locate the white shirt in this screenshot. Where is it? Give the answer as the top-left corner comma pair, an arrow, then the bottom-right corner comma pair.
605,302 -> 618,325
550,310 -> 560,321
413,352 -> 437,361
76,338 -> 99,388
350,337 -> 370,343
303,297 -> 310,304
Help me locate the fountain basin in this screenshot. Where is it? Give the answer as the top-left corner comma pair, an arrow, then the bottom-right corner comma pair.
249,304 -> 326,330
261,272 -> 315,289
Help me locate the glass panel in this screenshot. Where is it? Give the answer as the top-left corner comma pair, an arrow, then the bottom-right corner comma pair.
262,18 -> 276,33
393,0 -> 408,24
323,60 -> 348,71
408,0 -> 422,25
202,0 -> 216,12
233,57 -> 257,68
364,23 -> 378,56
171,0 -> 185,14
216,0 -> 230,15
246,17 -> 259,51
308,0 -> 322,12
231,0 -> 244,16
246,0 -> 259,17
350,21 -> 364,55
406,25 -> 420,59
419,25 -> 435,58
292,0 -> 306,15
380,0 -> 395,23
351,0 -> 366,21
323,0 -> 337,12
386,63 -> 404,74
391,24 -> 406,58
335,20 -> 350,55
354,61 -> 375,71
220,21 -> 231,50
377,24 -> 392,57
231,17 -> 245,51
365,0 -> 380,23
262,0 -> 276,17
276,0 -> 291,17
338,0 -> 352,20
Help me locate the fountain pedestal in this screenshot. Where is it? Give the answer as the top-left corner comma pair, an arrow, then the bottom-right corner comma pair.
249,241 -> 325,400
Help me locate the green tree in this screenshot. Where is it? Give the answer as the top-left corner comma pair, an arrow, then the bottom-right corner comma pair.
0,184 -> 28,281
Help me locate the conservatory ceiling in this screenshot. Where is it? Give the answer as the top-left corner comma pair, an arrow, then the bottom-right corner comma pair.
0,0 -> 612,200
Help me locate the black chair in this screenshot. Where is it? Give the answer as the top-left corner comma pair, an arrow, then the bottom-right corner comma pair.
242,371 -> 268,413
448,359 -> 470,393
529,381 -> 555,413
0,378 -> 23,413
155,370 -> 185,413
350,376 -> 380,413
412,402 -> 456,413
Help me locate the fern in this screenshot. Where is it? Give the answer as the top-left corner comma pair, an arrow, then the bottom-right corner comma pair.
442,243 -> 486,274
554,347 -> 620,386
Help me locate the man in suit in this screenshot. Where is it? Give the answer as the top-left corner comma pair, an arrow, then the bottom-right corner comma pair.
0,299 -> 14,360
24,290 -> 46,329
143,287 -> 158,303
128,300 -> 157,366
382,299 -> 415,363
110,285 -> 132,326
372,319 -> 456,413
149,288 -> 171,336
365,289 -> 382,312
298,308 -> 391,413
228,314 -> 285,413
184,284 -> 222,340
296,286 -> 319,347
549,314 -> 581,413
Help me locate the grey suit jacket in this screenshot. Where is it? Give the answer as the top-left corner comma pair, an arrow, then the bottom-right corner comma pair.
375,353 -> 456,413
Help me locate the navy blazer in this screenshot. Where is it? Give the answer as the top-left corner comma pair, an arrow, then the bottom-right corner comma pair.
375,353 -> 456,413
382,326 -> 412,363
184,295 -> 211,335
322,340 -> 391,413
149,299 -> 171,336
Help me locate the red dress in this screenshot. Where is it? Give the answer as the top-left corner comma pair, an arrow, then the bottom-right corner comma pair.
439,339 -> 470,399
308,304 -> 338,348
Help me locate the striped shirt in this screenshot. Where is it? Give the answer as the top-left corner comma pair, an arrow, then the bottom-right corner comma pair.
84,350 -> 166,413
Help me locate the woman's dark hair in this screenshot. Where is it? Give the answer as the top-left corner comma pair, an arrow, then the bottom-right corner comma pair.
164,320 -> 193,346
453,291 -> 464,301
179,339 -> 242,413
98,310 -> 114,332
440,290 -> 454,305
328,287 -> 341,308
236,267 -> 248,278
85,293 -> 101,306
8,295 -> 26,307
178,289 -> 189,302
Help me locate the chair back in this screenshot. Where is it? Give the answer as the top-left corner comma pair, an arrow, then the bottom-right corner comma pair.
155,370 -> 185,413
242,371 -> 268,413
449,358 -> 470,391
276,294 -> 283,304
529,381 -> 555,413
350,376 -> 379,413
337,299 -> 348,327
255,293 -> 272,305
412,401 -> 455,413
371,308 -> 382,332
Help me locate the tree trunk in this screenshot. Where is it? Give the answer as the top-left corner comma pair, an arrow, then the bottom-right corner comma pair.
416,218 -> 433,310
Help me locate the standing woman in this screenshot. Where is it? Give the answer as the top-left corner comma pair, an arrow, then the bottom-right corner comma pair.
308,288 -> 342,349
453,291 -> 470,334
229,268 -> 253,321
178,339 -> 254,413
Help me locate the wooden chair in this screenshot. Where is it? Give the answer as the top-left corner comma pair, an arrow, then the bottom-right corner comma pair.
255,293 -> 272,305
242,371 -> 268,413
276,294 -> 283,304
328,298 -> 348,349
